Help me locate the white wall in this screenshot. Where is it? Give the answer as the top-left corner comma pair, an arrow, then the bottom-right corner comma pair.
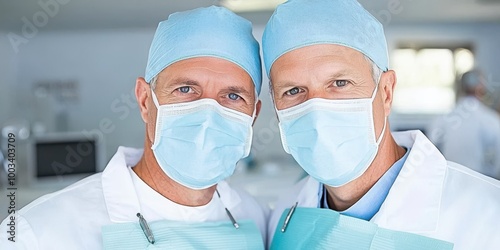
13,29 -> 154,163
0,32 -> 18,125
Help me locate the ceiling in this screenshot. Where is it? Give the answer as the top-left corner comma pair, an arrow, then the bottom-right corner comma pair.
0,0 -> 500,32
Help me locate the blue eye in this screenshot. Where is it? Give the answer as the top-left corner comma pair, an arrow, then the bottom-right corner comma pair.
228,93 -> 240,100
334,80 -> 348,87
285,87 -> 300,96
179,86 -> 191,93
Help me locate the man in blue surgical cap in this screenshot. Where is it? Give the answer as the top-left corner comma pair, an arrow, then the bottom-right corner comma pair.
0,6 -> 267,249
263,0 -> 500,249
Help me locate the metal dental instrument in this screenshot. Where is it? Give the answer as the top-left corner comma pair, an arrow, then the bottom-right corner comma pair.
216,189 -> 239,229
281,202 -> 298,233
137,213 -> 155,244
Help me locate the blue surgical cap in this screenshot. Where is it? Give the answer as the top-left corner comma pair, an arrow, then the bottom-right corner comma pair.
145,6 -> 262,95
263,0 -> 389,76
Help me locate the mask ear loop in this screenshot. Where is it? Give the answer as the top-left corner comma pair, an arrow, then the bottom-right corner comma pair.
372,72 -> 387,146
150,89 -> 161,109
244,90 -> 259,157
376,118 -> 387,146
370,72 -> 382,101
150,88 -> 162,150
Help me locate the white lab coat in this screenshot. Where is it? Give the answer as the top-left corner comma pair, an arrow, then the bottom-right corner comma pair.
428,96 -> 500,179
0,147 -> 268,249
268,130 -> 500,250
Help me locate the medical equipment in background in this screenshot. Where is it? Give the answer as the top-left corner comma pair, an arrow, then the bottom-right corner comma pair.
27,132 -> 105,188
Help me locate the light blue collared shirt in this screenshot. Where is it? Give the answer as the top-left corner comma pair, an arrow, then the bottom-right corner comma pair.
319,148 -> 410,221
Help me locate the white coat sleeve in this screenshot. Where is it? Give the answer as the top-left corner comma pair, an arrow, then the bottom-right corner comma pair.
0,214 -> 39,250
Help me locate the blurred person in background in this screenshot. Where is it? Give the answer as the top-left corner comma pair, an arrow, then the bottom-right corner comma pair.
429,69 -> 500,180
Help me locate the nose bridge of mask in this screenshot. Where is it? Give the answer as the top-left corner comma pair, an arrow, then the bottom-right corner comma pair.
151,89 -> 256,119
276,79 -> 380,119
151,89 -> 253,121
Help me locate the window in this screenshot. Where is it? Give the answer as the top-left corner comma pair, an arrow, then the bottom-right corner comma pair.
391,46 -> 474,114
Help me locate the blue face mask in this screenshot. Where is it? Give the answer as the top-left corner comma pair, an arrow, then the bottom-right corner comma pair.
150,91 -> 254,190
277,85 -> 386,187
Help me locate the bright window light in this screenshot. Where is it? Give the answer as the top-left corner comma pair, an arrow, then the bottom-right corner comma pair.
455,48 -> 475,75
220,0 -> 286,12
391,47 -> 474,114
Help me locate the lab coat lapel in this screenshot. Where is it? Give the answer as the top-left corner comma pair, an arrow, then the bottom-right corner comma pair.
298,177 -> 322,207
216,181 -> 242,211
102,146 -> 143,222
372,131 -> 446,233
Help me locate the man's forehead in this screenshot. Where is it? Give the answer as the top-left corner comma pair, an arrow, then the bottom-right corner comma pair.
156,57 -> 255,90
159,57 -> 248,77
270,44 -> 371,78
279,44 -> 367,62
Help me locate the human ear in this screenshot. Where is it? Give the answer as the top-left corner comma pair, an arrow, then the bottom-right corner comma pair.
135,77 -> 151,123
379,70 -> 397,116
252,100 -> 262,126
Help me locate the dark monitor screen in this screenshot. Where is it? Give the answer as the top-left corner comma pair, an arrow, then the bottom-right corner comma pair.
35,139 -> 97,177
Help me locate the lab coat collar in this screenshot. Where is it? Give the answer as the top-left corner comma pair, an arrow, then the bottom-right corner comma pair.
101,146 -> 243,223
102,146 -> 143,223
297,177 -> 323,208
372,130 -> 447,233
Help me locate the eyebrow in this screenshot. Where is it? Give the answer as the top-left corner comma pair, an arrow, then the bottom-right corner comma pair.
329,70 -> 351,79
164,77 -> 200,90
168,78 -> 200,88
165,77 -> 253,96
273,80 -> 301,89
274,69 -> 359,87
